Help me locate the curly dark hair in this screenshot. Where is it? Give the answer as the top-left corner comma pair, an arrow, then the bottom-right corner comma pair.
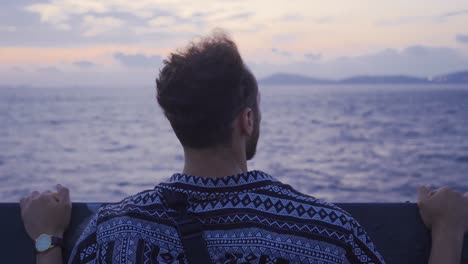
156,30 -> 258,149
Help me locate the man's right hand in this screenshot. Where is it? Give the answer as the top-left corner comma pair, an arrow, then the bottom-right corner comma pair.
418,186 -> 468,264
418,186 -> 468,233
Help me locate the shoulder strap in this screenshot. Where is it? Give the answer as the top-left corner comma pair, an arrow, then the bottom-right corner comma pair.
161,190 -> 212,264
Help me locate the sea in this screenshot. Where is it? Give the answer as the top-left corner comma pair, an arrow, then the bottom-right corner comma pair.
1,84 -> 467,202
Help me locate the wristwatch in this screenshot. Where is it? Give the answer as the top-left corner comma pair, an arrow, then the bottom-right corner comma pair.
35,234 -> 64,253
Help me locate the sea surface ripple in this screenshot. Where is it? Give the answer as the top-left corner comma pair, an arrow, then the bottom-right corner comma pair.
1,85 -> 467,202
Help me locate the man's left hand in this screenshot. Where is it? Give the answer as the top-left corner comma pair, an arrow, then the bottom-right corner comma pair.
20,184 -> 72,240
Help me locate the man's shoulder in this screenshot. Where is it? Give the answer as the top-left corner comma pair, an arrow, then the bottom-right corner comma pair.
260,180 -> 357,229
96,188 -> 165,217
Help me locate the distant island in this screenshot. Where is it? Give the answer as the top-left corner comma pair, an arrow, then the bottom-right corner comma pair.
1,70 -> 468,89
260,70 -> 468,85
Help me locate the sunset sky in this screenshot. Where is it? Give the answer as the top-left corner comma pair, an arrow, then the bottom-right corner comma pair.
1,0 -> 468,86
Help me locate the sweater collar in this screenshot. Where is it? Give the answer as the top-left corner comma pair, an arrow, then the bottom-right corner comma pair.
168,170 -> 273,188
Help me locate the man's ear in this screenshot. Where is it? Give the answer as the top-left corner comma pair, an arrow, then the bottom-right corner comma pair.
239,108 -> 254,136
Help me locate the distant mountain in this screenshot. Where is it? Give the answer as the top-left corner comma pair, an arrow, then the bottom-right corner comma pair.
432,70 -> 468,84
260,70 -> 468,85
339,75 -> 429,84
259,73 -> 334,85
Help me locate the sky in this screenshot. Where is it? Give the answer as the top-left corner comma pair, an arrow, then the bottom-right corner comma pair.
1,0 -> 468,86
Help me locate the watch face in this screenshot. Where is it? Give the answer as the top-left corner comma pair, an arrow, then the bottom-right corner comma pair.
35,234 -> 52,252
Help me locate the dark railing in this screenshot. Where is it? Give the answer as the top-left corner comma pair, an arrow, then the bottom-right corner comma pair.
2,203 -> 468,263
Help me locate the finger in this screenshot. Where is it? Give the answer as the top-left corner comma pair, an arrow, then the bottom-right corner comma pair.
436,186 -> 450,193
52,192 -> 60,202
30,191 -> 40,199
37,192 -> 56,204
19,197 -> 26,207
42,190 -> 59,201
426,186 -> 446,198
417,185 -> 431,204
438,186 -> 460,198
56,184 -> 70,203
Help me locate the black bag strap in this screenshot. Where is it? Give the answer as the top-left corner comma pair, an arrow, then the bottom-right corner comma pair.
161,190 -> 212,264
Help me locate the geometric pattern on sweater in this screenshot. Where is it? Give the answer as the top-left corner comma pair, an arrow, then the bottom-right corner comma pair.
68,170 -> 385,264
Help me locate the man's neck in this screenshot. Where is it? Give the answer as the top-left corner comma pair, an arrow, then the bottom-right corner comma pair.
182,146 -> 248,178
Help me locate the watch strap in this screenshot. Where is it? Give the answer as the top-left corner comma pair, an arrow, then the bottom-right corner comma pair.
51,236 -> 64,248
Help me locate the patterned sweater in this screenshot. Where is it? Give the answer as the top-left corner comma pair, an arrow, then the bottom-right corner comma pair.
69,170 -> 385,264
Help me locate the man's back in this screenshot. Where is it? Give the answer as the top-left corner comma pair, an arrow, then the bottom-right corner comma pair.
69,171 -> 384,264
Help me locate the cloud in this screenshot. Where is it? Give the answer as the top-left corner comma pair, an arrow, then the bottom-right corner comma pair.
224,12 -> 254,21
149,16 -> 176,27
114,52 -> 162,67
277,14 -> 334,24
24,1 -> 163,33
0,3 -> 178,46
435,9 -> 468,23
278,13 -> 304,22
24,0 -> 93,30
272,48 -> 292,57
11,66 -> 24,72
37,66 -> 62,74
72,60 -> 96,68
328,45 -> 468,77
456,34 -> 468,44
440,9 -> 468,19
251,45 -> 468,79
313,16 -> 335,24
0,26 -> 17,32
272,34 -> 297,43
23,1 -> 234,33
81,15 -> 124,37
12,1 -> 256,44
377,16 -> 425,26
379,9 -> 468,26
304,53 -> 322,60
